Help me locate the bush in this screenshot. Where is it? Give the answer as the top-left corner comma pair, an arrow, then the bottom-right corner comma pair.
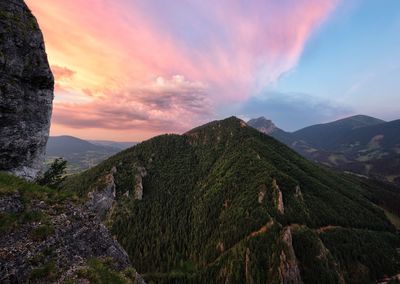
37,158 -> 67,189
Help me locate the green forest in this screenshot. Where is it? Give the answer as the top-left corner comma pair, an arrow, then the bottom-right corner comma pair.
63,117 -> 400,283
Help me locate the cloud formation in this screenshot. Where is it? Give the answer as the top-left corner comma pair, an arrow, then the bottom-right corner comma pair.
53,76 -> 211,134
51,65 -> 75,81
26,0 -> 338,140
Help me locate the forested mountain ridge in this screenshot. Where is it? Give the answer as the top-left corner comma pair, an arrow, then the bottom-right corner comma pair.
248,115 -> 400,186
63,116 -> 400,283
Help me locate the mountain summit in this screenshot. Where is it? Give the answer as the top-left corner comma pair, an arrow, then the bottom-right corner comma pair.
63,116 -> 400,283
247,117 -> 280,135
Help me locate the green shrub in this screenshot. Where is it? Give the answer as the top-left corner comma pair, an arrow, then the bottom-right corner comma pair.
37,158 -> 67,189
29,261 -> 57,281
31,223 -> 54,241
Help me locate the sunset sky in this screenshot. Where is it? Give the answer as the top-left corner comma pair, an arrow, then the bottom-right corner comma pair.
26,0 -> 400,141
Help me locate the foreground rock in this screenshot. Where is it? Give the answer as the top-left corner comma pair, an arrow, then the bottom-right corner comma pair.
0,174 -> 144,283
0,0 -> 54,180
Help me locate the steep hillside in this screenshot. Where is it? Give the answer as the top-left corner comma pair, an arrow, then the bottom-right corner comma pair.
290,118 -> 400,185
63,117 -> 400,283
292,115 -> 385,150
309,119 -> 400,184
249,116 -> 400,186
46,136 -> 121,173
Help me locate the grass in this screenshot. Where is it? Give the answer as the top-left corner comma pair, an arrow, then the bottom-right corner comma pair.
31,223 -> 55,241
29,260 -> 58,281
0,171 -> 78,203
0,172 -> 78,235
0,212 -> 19,234
76,258 -> 135,284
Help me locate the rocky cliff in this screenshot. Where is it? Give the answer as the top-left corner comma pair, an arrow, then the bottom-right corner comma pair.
0,0 -> 54,180
0,172 -> 145,283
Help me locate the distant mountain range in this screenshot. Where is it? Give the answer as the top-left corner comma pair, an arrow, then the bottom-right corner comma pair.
46,136 -> 137,173
89,140 -> 137,150
248,115 -> 400,186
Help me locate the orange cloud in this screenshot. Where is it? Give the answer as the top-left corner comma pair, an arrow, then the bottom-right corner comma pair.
51,65 -> 75,80
26,0 -> 338,140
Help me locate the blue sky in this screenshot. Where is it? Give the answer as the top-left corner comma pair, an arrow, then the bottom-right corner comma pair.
238,0 -> 400,131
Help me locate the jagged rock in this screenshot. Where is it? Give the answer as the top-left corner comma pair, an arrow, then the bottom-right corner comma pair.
0,193 -> 131,283
0,192 -> 22,213
378,274 -> 400,284
247,117 -> 278,135
0,0 -> 54,180
314,235 -> 345,284
272,179 -> 284,214
86,166 -> 117,218
135,272 -> 146,284
278,227 -> 303,284
294,185 -> 303,200
245,248 -> 254,284
258,184 -> 267,203
134,166 -> 147,200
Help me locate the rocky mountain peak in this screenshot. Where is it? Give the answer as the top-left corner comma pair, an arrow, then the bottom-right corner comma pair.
247,116 -> 278,134
0,0 -> 54,180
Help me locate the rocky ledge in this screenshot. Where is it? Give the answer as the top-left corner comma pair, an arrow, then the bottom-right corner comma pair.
0,174 -> 144,283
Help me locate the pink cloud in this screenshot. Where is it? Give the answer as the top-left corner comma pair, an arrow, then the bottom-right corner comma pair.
51,65 -> 75,80
52,76 -> 212,137
26,0 -> 338,140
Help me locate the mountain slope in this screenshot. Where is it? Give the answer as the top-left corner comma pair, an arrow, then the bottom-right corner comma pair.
249,115 -> 400,186
247,116 -> 294,145
290,118 -> 400,185
63,117 -> 400,283
46,136 -> 122,173
292,115 -> 386,150
89,140 -> 138,150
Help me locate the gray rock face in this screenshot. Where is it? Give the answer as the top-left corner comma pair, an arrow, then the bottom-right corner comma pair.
0,194 -> 131,283
134,166 -> 147,200
247,117 -> 278,135
279,227 -> 303,284
0,0 -> 54,180
87,166 -> 117,219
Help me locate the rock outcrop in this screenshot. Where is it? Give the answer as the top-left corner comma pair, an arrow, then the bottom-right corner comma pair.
272,179 -> 285,214
0,0 -> 54,180
247,117 -> 278,135
294,185 -> 303,200
0,192 -> 132,283
134,166 -> 147,200
278,227 -> 303,284
87,166 -> 117,219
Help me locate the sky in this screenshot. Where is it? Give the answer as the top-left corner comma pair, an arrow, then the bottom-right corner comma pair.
26,0 -> 400,141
